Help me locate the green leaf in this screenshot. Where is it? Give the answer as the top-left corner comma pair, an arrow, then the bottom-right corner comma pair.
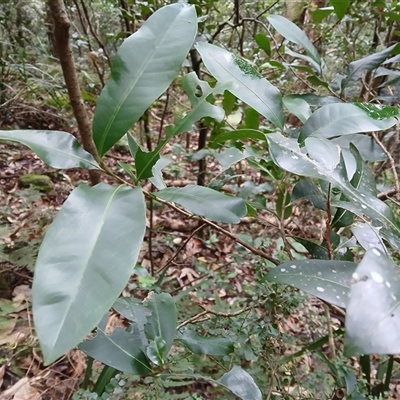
292,179 -> 326,210
299,103 -> 397,142
0,130 -> 99,170
33,184 -> 146,364
145,337 -> 166,366
218,366 -> 262,400
267,15 -> 323,73
283,95 -> 312,123
267,133 -> 400,247
143,292 -> 177,357
215,147 -> 246,170
341,43 -> 400,90
196,42 -> 284,129
177,330 -> 234,356
311,6 -> 334,23
345,249 -> 400,356
329,0 -> 350,19
354,102 -> 400,120
351,222 -> 386,253
210,129 -> 267,146
155,185 -> 247,223
266,260 -> 356,308
135,72 -> 224,180
254,33 -> 270,56
93,3 -> 197,156
331,134 -> 385,162
79,325 -> 151,375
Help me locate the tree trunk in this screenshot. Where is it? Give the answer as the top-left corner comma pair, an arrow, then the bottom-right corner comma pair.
48,0 -> 100,185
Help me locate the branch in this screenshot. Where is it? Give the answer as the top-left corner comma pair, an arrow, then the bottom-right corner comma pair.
48,0 -> 100,185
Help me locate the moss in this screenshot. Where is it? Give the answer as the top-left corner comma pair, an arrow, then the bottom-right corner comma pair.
18,174 -> 53,192
233,56 -> 262,79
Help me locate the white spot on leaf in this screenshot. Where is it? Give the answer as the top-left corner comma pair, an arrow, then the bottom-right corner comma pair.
316,287 -> 325,292
371,271 -> 383,283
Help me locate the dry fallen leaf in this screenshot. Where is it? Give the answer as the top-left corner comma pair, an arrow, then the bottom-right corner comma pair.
1,377 -> 41,400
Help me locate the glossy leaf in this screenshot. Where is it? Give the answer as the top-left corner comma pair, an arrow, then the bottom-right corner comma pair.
267,15 -> 323,73
33,184 -> 146,364
93,3 -> 197,156
177,330 -> 234,356
79,325 -> 151,374
135,72 -> 225,180
329,0 -> 350,19
352,222 -> 386,253
218,366 -> 262,400
155,185 -> 247,223
341,43 -> 400,90
266,260 -> 356,308
299,103 -> 397,142
0,130 -> 99,170
267,133 -> 400,246
345,249 -> 400,356
196,42 -> 284,129
283,95 -> 312,123
331,134 -> 385,162
143,292 -> 177,357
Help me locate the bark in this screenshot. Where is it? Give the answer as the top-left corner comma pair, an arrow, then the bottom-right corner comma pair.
48,0 -> 100,185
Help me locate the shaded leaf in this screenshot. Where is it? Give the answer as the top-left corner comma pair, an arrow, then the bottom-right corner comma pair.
177,330 -> 234,356
266,260 -> 356,308
33,184 -> 146,364
329,0 -> 350,19
0,130 -> 99,170
219,366 -> 262,400
93,4 -> 197,156
79,326 -> 151,374
292,178 -> 326,210
135,72 -> 224,180
155,185 -> 247,224
341,44 -> 400,90
345,249 -> 400,356
196,42 -> 284,129
255,33 -> 270,56
143,292 -> 177,357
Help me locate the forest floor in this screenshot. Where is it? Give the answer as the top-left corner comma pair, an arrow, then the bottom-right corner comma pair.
0,101 -> 397,400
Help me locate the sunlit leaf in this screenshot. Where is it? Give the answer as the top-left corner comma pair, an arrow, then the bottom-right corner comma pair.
93,3 -> 197,156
